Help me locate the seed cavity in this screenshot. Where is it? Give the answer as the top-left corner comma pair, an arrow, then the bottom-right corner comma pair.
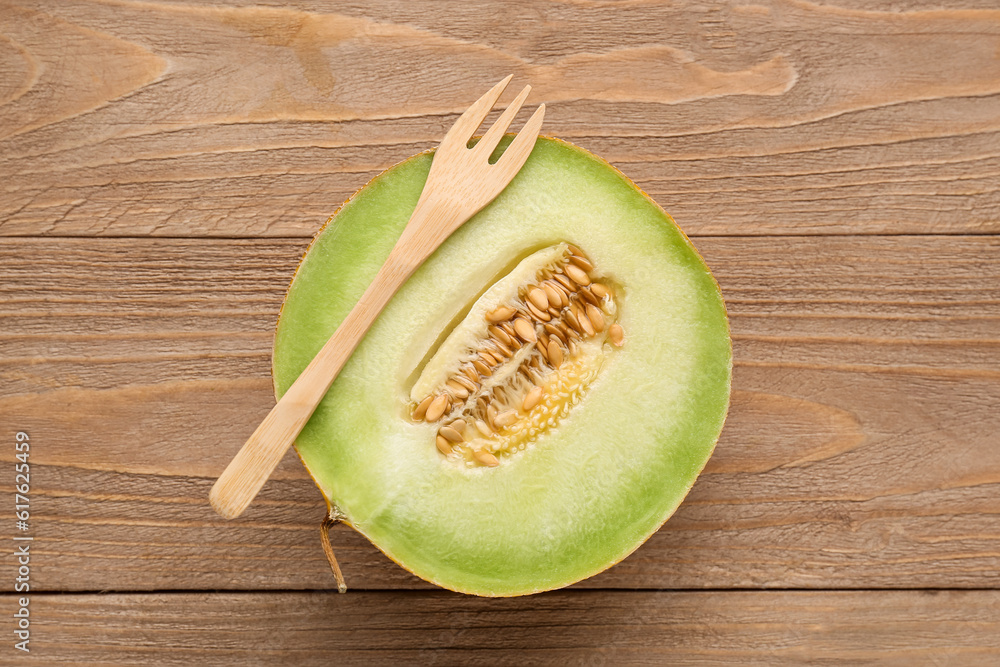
409,243 -> 624,467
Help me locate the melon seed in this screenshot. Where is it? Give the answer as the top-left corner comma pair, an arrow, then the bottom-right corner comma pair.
543,283 -> 564,308
528,287 -> 549,311
564,309 -> 583,334
553,274 -> 576,292
527,301 -> 551,322
412,395 -> 433,421
489,325 -> 513,347
585,304 -> 605,332
548,340 -> 564,368
495,410 -> 518,428
564,263 -> 591,287
579,286 -> 600,307
548,277 -> 570,298
488,337 -> 512,358
436,435 -> 454,456
472,359 -> 493,376
475,419 -> 494,437
513,318 -> 536,342
544,323 -> 567,345
486,306 -> 516,323
609,323 -> 625,346
537,330 -> 550,350
446,379 -> 470,399
577,310 -> 595,336
425,395 -> 449,422
453,375 -> 478,392
474,450 -> 500,467
570,255 -> 594,272
439,426 -> 464,443
590,283 -> 609,299
500,323 -> 523,349
522,386 -> 543,411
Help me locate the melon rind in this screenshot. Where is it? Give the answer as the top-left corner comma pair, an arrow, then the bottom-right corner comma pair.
273,136 -> 731,597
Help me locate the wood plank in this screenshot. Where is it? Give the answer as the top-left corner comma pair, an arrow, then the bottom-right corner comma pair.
11,590 -> 1000,665
2,236 -> 998,592
1,0 -> 999,236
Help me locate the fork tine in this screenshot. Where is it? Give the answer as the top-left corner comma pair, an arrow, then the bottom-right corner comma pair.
475,84 -> 531,160
438,74 -> 513,153
491,103 -> 546,181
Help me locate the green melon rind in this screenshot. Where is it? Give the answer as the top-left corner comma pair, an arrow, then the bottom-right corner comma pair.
272,136 -> 731,597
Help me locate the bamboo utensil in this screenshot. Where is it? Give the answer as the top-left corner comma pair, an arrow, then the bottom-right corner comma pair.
210,76 -> 545,519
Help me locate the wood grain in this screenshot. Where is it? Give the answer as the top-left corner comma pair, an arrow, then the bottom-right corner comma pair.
10,590 -> 1000,665
1,0 -> 999,236
3,0 -> 998,659
2,236 -> 998,591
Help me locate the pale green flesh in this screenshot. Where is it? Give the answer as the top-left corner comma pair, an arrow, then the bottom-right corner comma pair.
273,137 -> 731,596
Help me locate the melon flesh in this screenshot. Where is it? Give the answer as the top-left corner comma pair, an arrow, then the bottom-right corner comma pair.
272,136 -> 731,597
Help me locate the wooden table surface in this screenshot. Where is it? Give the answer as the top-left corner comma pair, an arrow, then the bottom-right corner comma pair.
3,0 -> 999,664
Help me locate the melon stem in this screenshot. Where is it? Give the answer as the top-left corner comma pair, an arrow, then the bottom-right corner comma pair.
320,514 -> 348,593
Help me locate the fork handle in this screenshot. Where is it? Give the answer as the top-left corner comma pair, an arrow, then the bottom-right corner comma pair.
209,231 -> 432,520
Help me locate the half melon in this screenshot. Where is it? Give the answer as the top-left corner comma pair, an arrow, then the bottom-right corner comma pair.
273,136 -> 731,597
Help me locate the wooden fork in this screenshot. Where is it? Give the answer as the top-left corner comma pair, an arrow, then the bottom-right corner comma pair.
210,76 -> 545,519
